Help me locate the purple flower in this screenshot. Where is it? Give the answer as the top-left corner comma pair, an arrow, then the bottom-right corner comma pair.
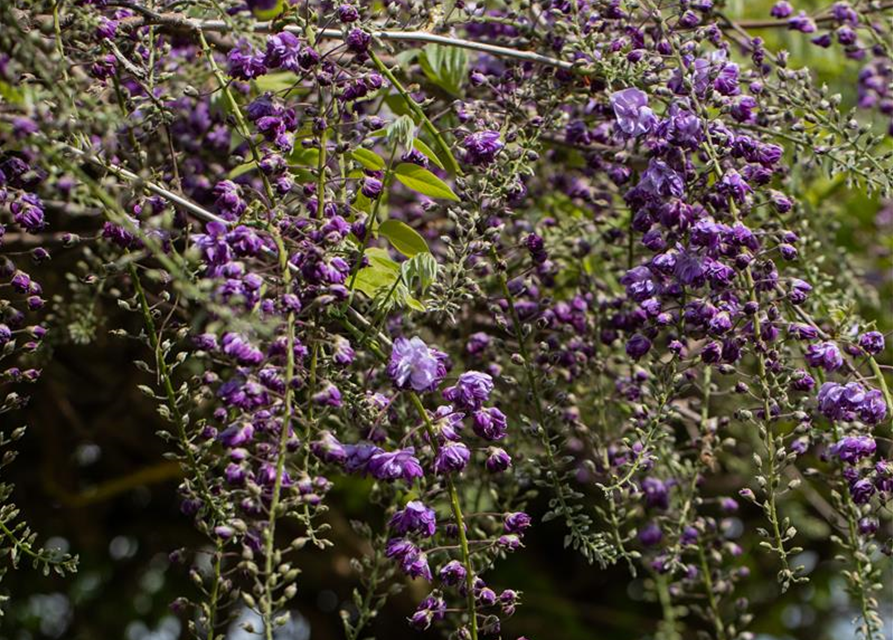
311,431 -> 347,464
638,522 -> 663,546
439,559 -> 467,585
850,478 -> 875,504
96,17 -> 118,40
858,517 -> 879,535
719,170 -> 751,203
788,323 -> 819,340
485,447 -> 512,472
788,11 -> 817,33
713,62 -> 741,96
312,382 -> 342,407
368,448 -> 424,482
361,176 -> 383,198
434,442 -> 470,475
264,32 -> 313,72
433,405 -> 465,441
466,332 -> 491,355
389,500 -> 437,537
409,595 -> 446,630
626,334 -> 652,360
859,331 -> 885,355
610,88 -> 656,137
462,131 -> 504,166
621,266 -> 657,302
344,443 -> 383,475
641,477 -> 669,510
472,407 -> 508,441
770,1 -> 793,18
10,193 -> 45,233
503,512 -> 532,534
0,324 -> 11,347
221,333 -> 264,366
638,159 -> 685,198
388,337 -> 448,393
858,390 -> 887,425
829,436 -> 877,464
227,39 -> 268,80
443,371 -> 494,410
338,4 -> 360,22
791,369 -> 816,392
805,341 -> 843,371
403,551 -> 432,580
789,279 -> 813,304
346,29 -> 371,54
385,538 -> 432,580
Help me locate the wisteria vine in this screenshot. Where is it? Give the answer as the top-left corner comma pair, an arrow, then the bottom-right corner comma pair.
0,0 -> 892,638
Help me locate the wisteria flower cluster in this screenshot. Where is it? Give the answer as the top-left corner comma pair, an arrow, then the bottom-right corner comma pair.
0,0 -> 891,639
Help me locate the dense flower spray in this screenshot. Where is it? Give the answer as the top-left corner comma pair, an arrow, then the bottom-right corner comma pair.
0,0 -> 891,639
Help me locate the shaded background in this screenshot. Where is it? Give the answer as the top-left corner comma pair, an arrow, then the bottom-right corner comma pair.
2,0 -> 893,638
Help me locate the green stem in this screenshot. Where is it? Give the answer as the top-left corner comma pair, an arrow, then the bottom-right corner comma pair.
206,539 -> 224,640
262,231 -> 297,640
198,30 -> 275,201
697,545 -> 727,640
408,392 -> 478,640
655,572 -> 682,640
52,1 -> 69,83
867,356 -> 893,434
130,263 -> 225,525
490,248 -> 604,559
368,50 -> 461,176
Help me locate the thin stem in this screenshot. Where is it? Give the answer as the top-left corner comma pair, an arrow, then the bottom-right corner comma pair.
408,392 -> 478,640
130,263 -> 226,525
262,231 -> 297,640
697,544 -> 727,640
490,247 -> 604,560
206,539 -> 224,640
867,356 -> 893,435
655,572 -> 682,640
197,30 -> 276,202
368,50 -> 461,176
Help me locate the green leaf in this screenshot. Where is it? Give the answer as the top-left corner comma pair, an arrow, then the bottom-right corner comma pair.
401,252 -> 438,292
228,161 -> 257,179
383,94 -> 420,123
351,148 -> 386,171
379,220 -> 430,257
405,295 -> 426,312
352,249 -> 400,298
365,247 -> 400,269
252,71 -> 297,93
419,43 -> 468,95
251,0 -> 284,20
413,139 -> 445,170
393,163 -> 460,201
288,147 -> 320,166
387,115 -> 416,150
0,81 -> 24,105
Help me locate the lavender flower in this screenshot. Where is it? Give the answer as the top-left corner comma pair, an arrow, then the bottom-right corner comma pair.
388,337 -> 448,393
389,501 -> 437,537
472,407 -> 508,441
503,512 -> 532,534
858,331 -> 885,355
462,131 -> 504,166
805,341 -> 844,371
610,88 -> 656,137
368,448 -> 424,482
434,442 -> 470,474
485,447 -> 512,472
443,371 -> 494,410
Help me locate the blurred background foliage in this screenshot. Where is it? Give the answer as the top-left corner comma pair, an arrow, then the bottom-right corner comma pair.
0,1 -> 891,639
